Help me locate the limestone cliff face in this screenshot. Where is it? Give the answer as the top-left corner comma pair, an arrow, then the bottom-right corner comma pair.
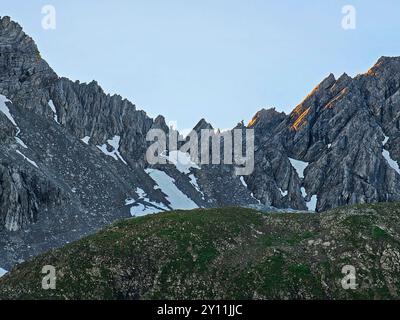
0,17 -> 256,268
0,17 -> 62,233
0,163 -> 63,231
50,78 -> 155,167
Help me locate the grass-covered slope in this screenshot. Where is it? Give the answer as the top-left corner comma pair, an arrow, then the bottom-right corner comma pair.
2,204 -> 400,300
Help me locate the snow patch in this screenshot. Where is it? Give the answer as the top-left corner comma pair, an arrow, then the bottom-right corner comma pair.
16,150 -> 38,168
289,157 -> 309,179
145,168 -> 198,210
383,135 -> 389,145
189,174 -> 205,199
301,187 -> 317,212
48,100 -> 59,123
0,268 -> 7,277
16,137 -> 28,148
0,94 -> 17,127
382,135 -> 400,174
1,95 -> 28,148
135,187 -> 147,199
134,187 -> 168,210
307,195 -> 317,212
125,200 -> 165,217
160,150 -> 204,198
162,150 -> 200,174
97,135 -> 127,165
279,188 -> 288,197
81,136 -> 91,145
240,176 -> 261,204
240,176 -> 248,188
125,187 -> 168,217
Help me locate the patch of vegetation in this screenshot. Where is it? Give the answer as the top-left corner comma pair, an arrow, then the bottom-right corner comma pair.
2,203 -> 400,300
371,226 -> 389,240
259,230 -> 316,247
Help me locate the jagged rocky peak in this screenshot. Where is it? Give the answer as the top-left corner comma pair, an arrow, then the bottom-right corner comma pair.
318,73 -> 336,89
337,72 -> 352,82
151,115 -> 169,133
233,120 -> 245,129
153,114 -> 167,126
86,80 -> 105,93
0,16 -> 57,111
248,107 -> 287,130
367,56 -> 400,74
254,56 -> 400,212
192,118 -> 214,133
285,72 -> 356,133
0,16 -> 36,51
360,56 -> 400,105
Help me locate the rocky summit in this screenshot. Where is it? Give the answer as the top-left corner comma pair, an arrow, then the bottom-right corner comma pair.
1,15 -> 400,272
246,61 -> 400,212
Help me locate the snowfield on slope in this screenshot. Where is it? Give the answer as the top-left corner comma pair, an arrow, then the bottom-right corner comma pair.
97,135 -> 127,165
1,94 -> 29,148
145,168 -> 198,210
15,150 -> 38,168
48,100 -> 59,124
0,94 -> 17,126
162,150 -> 200,174
289,157 -> 309,179
161,151 -> 204,198
382,135 -> 400,175
125,200 -> 165,217
301,187 -> 317,212
125,187 -> 168,217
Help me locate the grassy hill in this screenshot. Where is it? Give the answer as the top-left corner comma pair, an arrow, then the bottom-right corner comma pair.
1,204 -> 400,300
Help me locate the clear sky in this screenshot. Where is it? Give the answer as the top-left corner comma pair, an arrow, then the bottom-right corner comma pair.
2,0 -> 400,130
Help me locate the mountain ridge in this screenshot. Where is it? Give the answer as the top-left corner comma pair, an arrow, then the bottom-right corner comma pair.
2,16 -> 400,271
0,16 -> 258,269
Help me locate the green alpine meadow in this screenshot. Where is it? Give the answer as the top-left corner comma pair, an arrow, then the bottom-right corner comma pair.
2,203 -> 400,300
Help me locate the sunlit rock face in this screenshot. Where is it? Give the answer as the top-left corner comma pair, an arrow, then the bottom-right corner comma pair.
246,58 -> 400,212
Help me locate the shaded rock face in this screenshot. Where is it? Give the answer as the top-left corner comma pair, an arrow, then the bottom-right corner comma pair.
0,16 -> 57,113
0,17 -> 63,235
248,108 -> 287,141
0,16 -> 257,269
0,112 -> 16,142
50,78 -> 154,167
0,163 -> 63,231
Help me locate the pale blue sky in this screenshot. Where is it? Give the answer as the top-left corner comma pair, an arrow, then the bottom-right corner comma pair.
2,0 -> 400,129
